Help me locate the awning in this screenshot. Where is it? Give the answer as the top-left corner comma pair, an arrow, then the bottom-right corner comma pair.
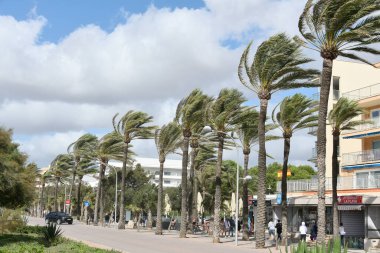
338,205 -> 364,211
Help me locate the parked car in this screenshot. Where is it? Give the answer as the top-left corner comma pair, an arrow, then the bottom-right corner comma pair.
45,212 -> 73,225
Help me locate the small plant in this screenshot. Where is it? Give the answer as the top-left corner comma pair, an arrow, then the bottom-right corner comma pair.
43,222 -> 62,245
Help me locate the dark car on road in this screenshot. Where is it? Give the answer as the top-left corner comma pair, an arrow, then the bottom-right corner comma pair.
45,212 -> 73,225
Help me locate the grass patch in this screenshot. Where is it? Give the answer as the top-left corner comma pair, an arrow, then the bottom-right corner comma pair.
0,231 -> 120,253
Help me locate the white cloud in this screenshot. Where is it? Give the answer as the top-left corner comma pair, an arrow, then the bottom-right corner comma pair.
0,1 -> 319,167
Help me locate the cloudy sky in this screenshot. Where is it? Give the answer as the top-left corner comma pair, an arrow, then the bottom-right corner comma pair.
0,0 -> 320,168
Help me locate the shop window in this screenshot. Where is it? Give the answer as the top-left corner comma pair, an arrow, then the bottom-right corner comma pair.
164,171 -> 171,176
164,180 -> 171,184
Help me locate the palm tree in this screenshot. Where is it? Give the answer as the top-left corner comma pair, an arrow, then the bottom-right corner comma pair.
206,88 -> 245,243
272,93 -> 318,245
235,108 -> 259,241
175,89 -> 210,238
328,97 -> 368,236
298,0 -> 380,243
154,122 -> 182,235
238,33 -> 319,248
113,111 -> 156,229
67,134 -> 97,215
93,132 -> 124,225
50,154 -> 73,212
38,170 -> 52,218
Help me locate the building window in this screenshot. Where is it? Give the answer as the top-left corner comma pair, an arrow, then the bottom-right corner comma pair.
164,180 -> 171,184
333,76 -> 340,100
164,172 -> 171,176
356,170 -> 380,188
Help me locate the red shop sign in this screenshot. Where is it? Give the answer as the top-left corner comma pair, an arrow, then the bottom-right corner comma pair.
337,195 -> 362,205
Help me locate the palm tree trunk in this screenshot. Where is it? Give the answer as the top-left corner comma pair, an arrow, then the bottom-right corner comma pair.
118,142 -> 129,229
100,186 -> 104,226
76,176 -> 83,220
68,160 -> 79,215
332,133 -> 339,237
316,58 -> 333,245
94,163 -> 106,225
188,148 -> 196,232
192,152 -> 199,232
256,97 -> 268,248
281,136 -> 290,246
156,161 -> 164,235
54,177 -> 59,212
180,135 -> 190,238
242,151 -> 250,241
213,135 -> 224,243
39,178 -> 45,218
147,209 -> 153,229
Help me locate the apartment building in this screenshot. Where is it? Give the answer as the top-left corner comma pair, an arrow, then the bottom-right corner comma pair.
275,60 -> 380,250
109,157 -> 184,188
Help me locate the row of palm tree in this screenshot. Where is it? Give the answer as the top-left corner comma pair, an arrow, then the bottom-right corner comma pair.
236,0 -> 380,247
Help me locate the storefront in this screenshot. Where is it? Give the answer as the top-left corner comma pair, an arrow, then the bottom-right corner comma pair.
272,195 -> 380,250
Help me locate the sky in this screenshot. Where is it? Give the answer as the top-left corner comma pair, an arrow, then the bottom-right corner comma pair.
0,0 -> 321,168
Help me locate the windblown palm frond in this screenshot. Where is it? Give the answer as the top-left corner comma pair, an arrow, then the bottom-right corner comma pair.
298,0 -> 380,63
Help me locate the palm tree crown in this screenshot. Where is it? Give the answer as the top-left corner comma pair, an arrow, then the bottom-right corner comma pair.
272,93 -> 318,137
239,33 -> 319,98
299,0 -> 380,62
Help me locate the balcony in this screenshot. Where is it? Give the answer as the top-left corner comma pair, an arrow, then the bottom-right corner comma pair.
342,117 -> 378,139
342,83 -> 380,101
341,149 -> 380,167
276,174 -> 380,193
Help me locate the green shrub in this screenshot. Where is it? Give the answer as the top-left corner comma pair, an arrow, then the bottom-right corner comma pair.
0,209 -> 26,235
287,239 -> 348,253
43,222 -> 62,245
16,225 -> 45,235
0,242 -> 44,253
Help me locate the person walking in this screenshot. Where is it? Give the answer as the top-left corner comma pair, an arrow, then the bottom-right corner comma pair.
275,220 -> 282,242
310,222 -> 317,241
224,217 -> 230,237
299,221 -> 307,241
268,219 -> 276,240
229,216 -> 235,237
339,223 -> 346,247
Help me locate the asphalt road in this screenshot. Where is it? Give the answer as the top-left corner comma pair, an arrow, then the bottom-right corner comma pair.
28,217 -> 273,253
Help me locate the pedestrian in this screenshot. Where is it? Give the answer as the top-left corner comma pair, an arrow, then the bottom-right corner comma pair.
229,216 -> 235,237
105,213 -> 110,227
275,219 -> 282,242
299,221 -> 307,241
310,221 -> 317,241
224,217 -> 230,237
339,223 -> 346,247
268,219 -> 275,240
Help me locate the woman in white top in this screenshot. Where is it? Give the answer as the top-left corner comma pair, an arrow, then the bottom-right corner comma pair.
339,223 -> 346,246
299,222 -> 307,241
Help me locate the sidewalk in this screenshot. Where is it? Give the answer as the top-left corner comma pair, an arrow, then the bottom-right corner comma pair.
28,217 -> 367,253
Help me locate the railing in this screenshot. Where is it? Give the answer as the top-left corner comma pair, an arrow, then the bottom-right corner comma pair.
308,126 -> 318,135
342,83 -> 380,101
276,174 -> 380,192
343,117 -> 378,134
311,147 -> 317,159
341,149 -> 380,166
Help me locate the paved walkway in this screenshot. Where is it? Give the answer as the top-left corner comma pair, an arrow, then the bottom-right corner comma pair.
28,217 -> 367,253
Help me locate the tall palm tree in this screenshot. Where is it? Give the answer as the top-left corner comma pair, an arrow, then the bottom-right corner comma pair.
113,111 -> 156,229
175,89 -> 210,238
238,33 -> 319,248
298,0 -> 380,243
328,97 -> 368,236
67,134 -> 97,215
235,108 -> 260,241
206,88 -> 245,243
50,154 -> 73,212
272,93 -> 318,245
93,132 -> 124,225
154,122 -> 182,235
38,170 -> 52,218
75,157 -> 97,220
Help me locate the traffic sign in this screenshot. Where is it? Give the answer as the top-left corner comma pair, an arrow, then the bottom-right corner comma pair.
84,201 -> 90,207
65,199 -> 71,204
